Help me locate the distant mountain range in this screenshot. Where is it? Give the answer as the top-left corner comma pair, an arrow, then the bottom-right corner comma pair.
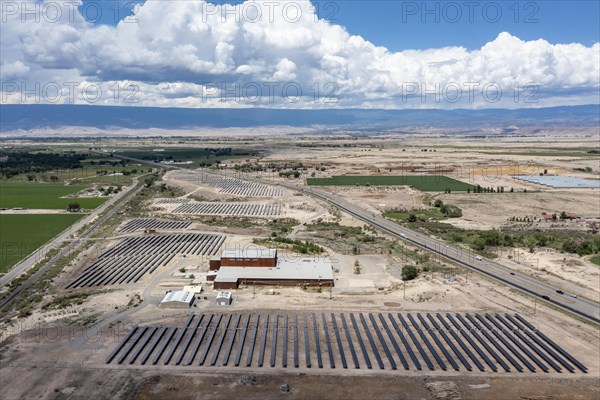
1,104 -> 598,133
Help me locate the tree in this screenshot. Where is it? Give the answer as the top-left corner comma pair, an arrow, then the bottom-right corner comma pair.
67,202 -> 80,212
401,265 -> 419,281
144,176 -> 157,187
543,169 -> 548,175
433,199 -> 443,208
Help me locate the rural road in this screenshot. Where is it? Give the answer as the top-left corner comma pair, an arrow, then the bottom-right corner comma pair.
104,154 -> 600,324
0,176 -> 147,309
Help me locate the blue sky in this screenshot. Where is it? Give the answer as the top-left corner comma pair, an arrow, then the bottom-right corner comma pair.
83,1 -> 600,50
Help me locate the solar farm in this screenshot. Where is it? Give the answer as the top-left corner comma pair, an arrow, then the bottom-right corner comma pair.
66,233 -> 225,288
105,311 -> 586,374
173,202 -> 282,217
118,218 -> 192,233
170,170 -> 283,197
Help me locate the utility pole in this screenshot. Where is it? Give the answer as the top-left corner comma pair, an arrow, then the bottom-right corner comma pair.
533,298 -> 537,315
253,281 -> 256,299
403,281 -> 406,300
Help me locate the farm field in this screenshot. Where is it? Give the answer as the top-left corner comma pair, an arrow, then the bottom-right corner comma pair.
306,175 -> 475,192
0,214 -> 83,273
0,183 -> 106,209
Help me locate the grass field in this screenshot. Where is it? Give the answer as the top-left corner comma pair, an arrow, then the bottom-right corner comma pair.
0,183 -> 107,209
0,214 -> 83,273
306,175 -> 475,192
591,255 -> 600,267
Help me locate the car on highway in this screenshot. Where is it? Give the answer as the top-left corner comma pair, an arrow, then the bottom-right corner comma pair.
541,295 -> 550,300
509,272 -> 515,275
570,293 -> 578,298
475,255 -> 482,261
556,290 -> 564,295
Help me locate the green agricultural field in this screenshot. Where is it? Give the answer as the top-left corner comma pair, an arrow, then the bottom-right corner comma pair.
0,183 -> 106,209
0,214 -> 83,273
591,255 -> 600,267
306,175 -> 475,192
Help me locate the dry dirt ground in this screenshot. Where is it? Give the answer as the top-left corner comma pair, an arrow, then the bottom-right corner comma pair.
1,367 -> 599,400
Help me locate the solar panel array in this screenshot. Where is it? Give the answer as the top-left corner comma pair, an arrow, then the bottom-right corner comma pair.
155,198 -> 191,204
173,203 -> 281,217
67,233 -> 225,289
118,218 -> 192,233
171,171 -> 283,197
106,312 -> 587,374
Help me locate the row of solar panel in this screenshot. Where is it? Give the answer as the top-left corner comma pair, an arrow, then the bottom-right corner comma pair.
118,218 -> 192,233
67,234 -> 225,288
173,203 -> 281,216
105,312 -> 586,373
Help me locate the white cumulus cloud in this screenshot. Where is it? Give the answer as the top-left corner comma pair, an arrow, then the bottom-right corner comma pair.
1,0 -> 598,108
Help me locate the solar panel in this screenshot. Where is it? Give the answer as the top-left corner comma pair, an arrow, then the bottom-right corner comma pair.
404,314 -> 445,370
152,327 -> 177,365
321,313 -> 336,368
211,314 -> 232,366
234,314 -> 251,367
129,326 -> 157,365
164,314 -> 195,365
330,313 -> 347,369
222,314 -> 241,366
359,313 -> 384,369
106,326 -> 138,364
368,313 -> 397,370
427,314 -> 472,371
340,313 -> 359,369
270,313 -> 279,368
118,327 -> 147,365
293,314 -> 299,368
257,313 -> 269,367
312,313 -> 323,368
245,313 -> 260,367
351,313 -> 371,369
175,315 -> 204,365
513,314 -> 584,373
186,314 -> 213,365
282,314 -> 288,368
445,314 -> 495,372
465,313 -> 522,372
141,326 -> 167,365
474,314 -> 534,372
198,314 -> 223,365
484,314 -> 547,373
386,313 -> 420,371
377,313 -> 409,370
303,314 -> 311,368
